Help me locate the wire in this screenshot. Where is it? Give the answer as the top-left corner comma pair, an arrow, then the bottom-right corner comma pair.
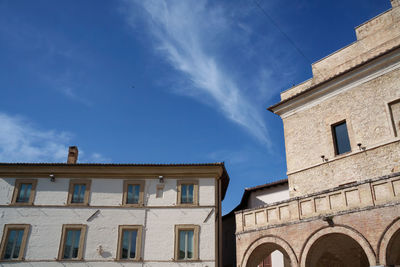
253,0 -> 325,79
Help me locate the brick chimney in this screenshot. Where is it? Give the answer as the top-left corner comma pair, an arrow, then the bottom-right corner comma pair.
67,146 -> 79,164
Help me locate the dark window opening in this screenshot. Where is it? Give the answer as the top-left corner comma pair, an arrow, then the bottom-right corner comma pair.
332,121 -> 351,155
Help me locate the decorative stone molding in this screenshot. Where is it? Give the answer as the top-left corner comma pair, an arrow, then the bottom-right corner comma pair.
236,173 -> 400,234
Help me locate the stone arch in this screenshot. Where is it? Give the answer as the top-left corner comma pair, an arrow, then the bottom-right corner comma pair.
378,217 -> 400,265
240,235 -> 298,267
299,225 -> 376,267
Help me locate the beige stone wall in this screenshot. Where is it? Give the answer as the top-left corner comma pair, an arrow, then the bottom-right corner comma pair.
283,67 -> 400,196
289,141 -> 400,196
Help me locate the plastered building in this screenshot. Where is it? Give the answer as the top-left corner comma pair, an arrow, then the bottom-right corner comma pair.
0,147 -> 229,266
235,0 -> 400,266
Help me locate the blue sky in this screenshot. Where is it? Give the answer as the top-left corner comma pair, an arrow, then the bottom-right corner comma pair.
0,0 -> 390,214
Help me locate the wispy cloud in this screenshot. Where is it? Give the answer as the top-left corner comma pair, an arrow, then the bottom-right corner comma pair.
50,72 -> 93,107
123,0 -> 272,147
0,113 -> 107,163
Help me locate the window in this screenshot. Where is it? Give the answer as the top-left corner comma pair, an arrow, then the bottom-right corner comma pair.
177,180 -> 198,205
332,121 -> 351,155
11,179 -> 37,205
123,180 -> 144,206
258,255 -> 272,267
58,225 -> 86,260
174,225 -> 199,261
0,224 -> 30,261
156,185 -> 164,198
116,225 -> 142,261
389,99 -> 400,137
67,180 -> 91,205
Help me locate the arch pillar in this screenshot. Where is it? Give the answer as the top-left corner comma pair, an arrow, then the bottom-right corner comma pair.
240,235 -> 298,267
378,217 -> 400,265
299,225 -> 376,267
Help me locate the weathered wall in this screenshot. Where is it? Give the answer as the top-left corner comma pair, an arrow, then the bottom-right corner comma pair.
0,177 -> 217,266
283,66 -> 400,196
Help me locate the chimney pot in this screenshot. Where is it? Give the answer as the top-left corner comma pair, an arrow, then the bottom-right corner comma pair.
67,146 -> 79,164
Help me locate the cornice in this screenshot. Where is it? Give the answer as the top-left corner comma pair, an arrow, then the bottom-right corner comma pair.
269,46 -> 400,118
0,164 -> 224,179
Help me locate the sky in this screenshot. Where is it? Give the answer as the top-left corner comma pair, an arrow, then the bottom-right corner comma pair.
0,0 -> 391,214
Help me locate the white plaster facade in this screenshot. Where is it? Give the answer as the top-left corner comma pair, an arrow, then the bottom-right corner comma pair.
0,163 -> 229,266
247,185 -> 289,210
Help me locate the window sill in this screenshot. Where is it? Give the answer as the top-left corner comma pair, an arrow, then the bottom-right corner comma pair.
334,150 -> 352,158
9,202 -> 34,206
115,258 -> 142,262
121,203 -> 144,207
57,258 -> 84,261
174,258 -> 200,262
176,203 -> 199,207
0,259 -> 24,262
66,203 -> 90,206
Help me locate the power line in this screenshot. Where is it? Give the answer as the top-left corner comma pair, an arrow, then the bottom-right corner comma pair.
252,0 -> 325,79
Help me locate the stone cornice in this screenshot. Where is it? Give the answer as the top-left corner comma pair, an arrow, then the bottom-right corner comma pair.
0,164 -> 224,179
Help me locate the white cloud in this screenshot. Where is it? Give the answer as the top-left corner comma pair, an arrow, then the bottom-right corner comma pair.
0,113 -> 107,163
0,113 -> 70,162
123,0 -> 271,147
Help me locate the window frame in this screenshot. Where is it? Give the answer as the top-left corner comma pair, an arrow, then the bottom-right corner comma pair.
0,224 -> 30,261
67,179 -> 91,206
156,184 -> 164,198
116,225 -> 143,261
122,180 -> 145,207
11,179 -> 37,206
388,98 -> 400,137
174,225 -> 199,261
57,224 -> 87,261
177,180 -> 199,206
331,120 -> 352,156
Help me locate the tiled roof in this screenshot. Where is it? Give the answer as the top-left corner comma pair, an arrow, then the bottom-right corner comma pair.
0,162 -> 224,166
245,178 -> 288,191
0,162 -> 230,200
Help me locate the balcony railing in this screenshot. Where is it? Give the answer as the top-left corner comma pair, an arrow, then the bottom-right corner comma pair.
236,172 -> 400,233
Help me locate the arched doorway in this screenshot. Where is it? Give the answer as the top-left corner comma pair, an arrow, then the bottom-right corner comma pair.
305,233 -> 369,267
300,226 -> 376,267
241,236 -> 297,267
247,243 -> 291,267
386,229 -> 400,265
378,217 -> 400,265
257,250 -> 289,267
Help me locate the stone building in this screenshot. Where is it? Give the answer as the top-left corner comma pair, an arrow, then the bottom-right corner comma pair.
0,146 -> 229,266
222,180 -> 289,267
235,0 -> 400,266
